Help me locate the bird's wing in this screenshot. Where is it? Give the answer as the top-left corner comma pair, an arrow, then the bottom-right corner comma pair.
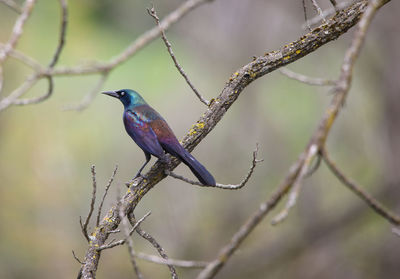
124,109 -> 165,158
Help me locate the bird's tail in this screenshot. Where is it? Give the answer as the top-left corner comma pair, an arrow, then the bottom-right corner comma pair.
179,150 -> 216,186
164,144 -> 215,186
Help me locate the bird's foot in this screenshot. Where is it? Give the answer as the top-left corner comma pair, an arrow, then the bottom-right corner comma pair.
160,156 -> 172,169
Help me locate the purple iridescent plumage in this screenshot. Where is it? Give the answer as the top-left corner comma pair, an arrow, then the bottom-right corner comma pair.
103,89 -> 216,186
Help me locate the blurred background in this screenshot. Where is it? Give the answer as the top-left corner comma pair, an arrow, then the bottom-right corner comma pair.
0,0 -> 399,278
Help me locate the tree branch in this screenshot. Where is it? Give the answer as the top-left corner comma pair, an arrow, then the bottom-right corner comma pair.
129,213 -> 178,279
279,68 -> 335,86
0,0 -> 36,65
0,0 -> 214,112
166,144 -> 262,189
147,5 -> 209,106
78,1 -> 388,278
0,0 -> 22,13
196,0 -> 387,277
0,0 -> 67,111
96,165 -> 118,227
322,148 -> 400,225
80,165 -> 97,243
119,205 -> 144,279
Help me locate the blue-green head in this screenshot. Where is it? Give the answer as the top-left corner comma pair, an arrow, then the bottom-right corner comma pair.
102,89 -> 146,108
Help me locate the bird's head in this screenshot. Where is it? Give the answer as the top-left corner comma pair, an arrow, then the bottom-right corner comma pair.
102,89 -> 146,108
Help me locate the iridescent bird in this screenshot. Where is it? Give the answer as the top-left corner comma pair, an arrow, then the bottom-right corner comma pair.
102,89 -> 216,186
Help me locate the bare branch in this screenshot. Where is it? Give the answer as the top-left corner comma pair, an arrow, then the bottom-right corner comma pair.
271,144 -> 318,225
310,0 -> 327,23
147,5 -> 209,106
130,213 -> 178,279
48,0 -> 67,69
80,165 -> 97,242
72,250 -> 85,265
79,2 -> 388,278
197,1 -> 387,278
302,0 -> 311,31
11,0 -> 68,106
196,154 -> 305,279
0,0 -> 22,13
49,0 -> 215,77
302,1 -> 351,28
119,203 -> 144,279
97,212 -> 151,251
305,152 -> 322,177
166,144 -> 262,189
96,165 -> 118,227
0,0 -> 36,65
0,0 -> 213,112
322,148 -> 400,225
0,43 -> 44,71
279,68 -> 335,86
134,252 -> 207,268
0,73 -> 39,111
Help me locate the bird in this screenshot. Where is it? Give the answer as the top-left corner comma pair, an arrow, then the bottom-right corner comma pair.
102,89 -> 216,186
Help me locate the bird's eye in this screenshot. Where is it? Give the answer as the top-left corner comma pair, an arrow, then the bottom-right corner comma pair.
120,91 -> 125,96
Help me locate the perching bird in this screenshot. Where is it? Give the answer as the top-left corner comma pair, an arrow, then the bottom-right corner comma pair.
102,89 -> 216,186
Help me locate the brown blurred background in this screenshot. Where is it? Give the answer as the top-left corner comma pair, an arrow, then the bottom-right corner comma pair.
0,0 -> 399,278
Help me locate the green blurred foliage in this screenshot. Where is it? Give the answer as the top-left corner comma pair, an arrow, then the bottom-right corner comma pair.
1,0 -> 399,278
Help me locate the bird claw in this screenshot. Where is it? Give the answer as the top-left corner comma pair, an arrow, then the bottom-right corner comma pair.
160,157 -> 172,169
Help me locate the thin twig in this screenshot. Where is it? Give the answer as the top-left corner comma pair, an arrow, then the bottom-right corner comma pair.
0,0 -> 36,65
134,252 -> 208,268
310,0 -> 327,23
322,148 -> 400,225
96,165 -> 118,227
0,73 -> 39,110
80,165 -> 97,242
279,68 -> 335,86
166,144 -> 262,189
196,153 -> 305,279
50,0 -> 215,77
72,250 -> 85,265
302,1 -> 351,28
130,213 -> 178,279
302,0 -> 311,31
271,144 -> 319,225
11,0 -> 68,106
0,43 -> 44,71
147,5 -> 209,106
0,0 -> 22,13
119,201 -> 144,279
97,212 -> 151,251
0,0 -> 214,113
305,152 -> 321,177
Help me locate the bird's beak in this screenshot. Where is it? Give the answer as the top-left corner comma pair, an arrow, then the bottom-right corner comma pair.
102,91 -> 119,98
